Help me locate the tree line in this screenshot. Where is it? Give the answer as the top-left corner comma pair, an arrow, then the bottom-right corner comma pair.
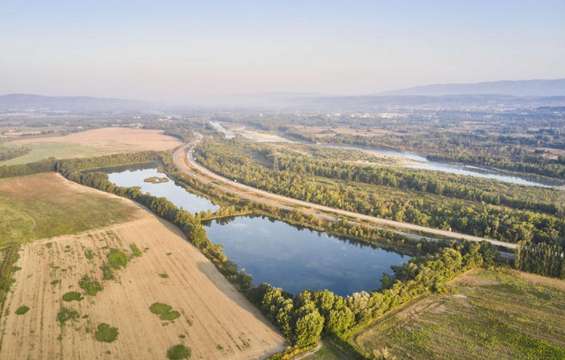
515,241 -> 565,278
271,151 -> 561,216
0,145 -> 31,162
194,140 -> 565,246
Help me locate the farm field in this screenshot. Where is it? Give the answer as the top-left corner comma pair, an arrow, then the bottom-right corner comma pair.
352,269 -> 565,360
0,172 -> 139,248
1,127 -> 181,165
0,182 -> 284,359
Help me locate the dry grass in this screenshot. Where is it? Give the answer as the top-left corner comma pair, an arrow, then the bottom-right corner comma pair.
2,127 -> 181,164
0,173 -> 140,248
353,269 -> 565,360
0,203 -> 284,359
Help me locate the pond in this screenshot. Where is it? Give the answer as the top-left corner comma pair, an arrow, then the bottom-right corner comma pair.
107,168 -> 219,213
108,166 -> 411,296
206,216 -> 410,296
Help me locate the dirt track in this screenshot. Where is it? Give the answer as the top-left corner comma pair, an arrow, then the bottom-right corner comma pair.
173,134 -> 516,251
0,188 -> 284,359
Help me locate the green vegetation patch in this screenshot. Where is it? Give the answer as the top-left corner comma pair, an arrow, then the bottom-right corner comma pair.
57,307 -> 80,325
0,174 -> 136,247
0,142 -> 103,166
95,323 -> 119,343
100,263 -> 114,280
84,248 -> 94,260
15,305 -> 30,315
353,269 -> 565,360
129,243 -> 143,257
150,302 -> 181,321
107,248 -> 129,269
167,344 -> 191,360
79,275 -> 103,296
62,291 -> 84,302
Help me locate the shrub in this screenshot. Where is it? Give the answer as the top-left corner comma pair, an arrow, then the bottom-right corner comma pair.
107,249 -> 129,269
150,302 -> 181,321
62,291 -> 84,302
79,275 -> 103,296
15,305 -> 30,315
129,243 -> 143,257
101,263 -> 114,280
167,344 -> 191,360
95,323 -> 119,342
57,307 -> 79,325
84,249 -> 94,260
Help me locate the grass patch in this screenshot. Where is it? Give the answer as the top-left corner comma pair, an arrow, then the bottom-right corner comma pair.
150,302 -> 181,321
15,305 -> 30,315
84,248 -> 94,260
159,273 -> 169,279
353,269 -> 565,360
100,263 -> 114,280
0,246 -> 20,316
107,248 -> 129,269
0,142 -> 103,166
79,275 -> 103,296
0,173 -> 136,247
167,344 -> 191,360
94,323 -> 119,343
62,291 -> 84,302
129,243 -> 142,257
57,307 -> 80,325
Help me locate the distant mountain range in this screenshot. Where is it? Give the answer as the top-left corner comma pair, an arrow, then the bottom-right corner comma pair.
0,94 -> 148,112
382,78 -> 565,97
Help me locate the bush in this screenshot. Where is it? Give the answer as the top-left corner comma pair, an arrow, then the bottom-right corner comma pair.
57,307 -> 79,325
107,249 -> 129,269
84,249 -> 94,260
62,291 -> 84,302
150,302 -> 181,321
167,344 -> 191,360
100,263 -> 114,280
79,275 -> 103,296
95,323 -> 119,342
129,243 -> 143,257
15,305 -> 30,315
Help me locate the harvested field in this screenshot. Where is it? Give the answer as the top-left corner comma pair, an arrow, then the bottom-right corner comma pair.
2,127 -> 181,165
0,172 -> 139,248
353,269 -> 565,360
0,204 -> 284,359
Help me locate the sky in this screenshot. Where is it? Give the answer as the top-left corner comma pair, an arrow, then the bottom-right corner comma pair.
1,0 -> 564,104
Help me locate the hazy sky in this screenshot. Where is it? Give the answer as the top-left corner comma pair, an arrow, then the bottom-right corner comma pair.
1,0 -> 564,103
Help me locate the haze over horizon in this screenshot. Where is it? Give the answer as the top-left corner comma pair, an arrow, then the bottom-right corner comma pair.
2,1 -> 565,104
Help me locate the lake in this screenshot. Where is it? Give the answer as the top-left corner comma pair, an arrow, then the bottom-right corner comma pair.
107,168 -> 219,213
108,167 -> 410,296
206,216 -> 410,296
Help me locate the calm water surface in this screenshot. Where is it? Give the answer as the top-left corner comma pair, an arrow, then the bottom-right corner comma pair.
206,216 -> 410,296
108,167 -> 411,295
321,144 -> 553,188
107,168 -> 218,213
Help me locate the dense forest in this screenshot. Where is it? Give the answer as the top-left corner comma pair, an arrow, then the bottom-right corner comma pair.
194,139 -> 565,246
